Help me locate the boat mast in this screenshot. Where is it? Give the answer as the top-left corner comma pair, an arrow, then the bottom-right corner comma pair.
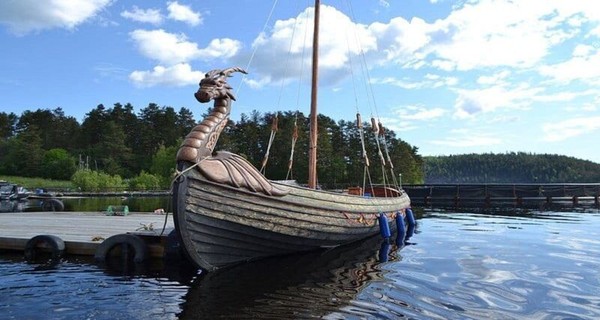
308,0 -> 320,189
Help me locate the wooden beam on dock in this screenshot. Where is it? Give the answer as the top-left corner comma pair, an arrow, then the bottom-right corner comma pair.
0,211 -> 174,258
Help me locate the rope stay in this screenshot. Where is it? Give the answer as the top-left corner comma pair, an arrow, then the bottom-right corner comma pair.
236,0 -> 281,98
343,0 -> 403,194
285,114 -> 299,180
260,0 -> 306,175
286,0 -> 311,180
260,114 -> 279,174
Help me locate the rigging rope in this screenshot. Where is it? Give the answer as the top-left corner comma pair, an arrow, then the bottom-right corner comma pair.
235,0 -> 281,97
285,114 -> 299,180
286,0 -> 311,179
260,114 -> 279,174
344,0 -> 403,193
259,0 -> 308,175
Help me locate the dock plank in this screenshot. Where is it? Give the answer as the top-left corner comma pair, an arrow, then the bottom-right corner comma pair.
0,211 -> 175,257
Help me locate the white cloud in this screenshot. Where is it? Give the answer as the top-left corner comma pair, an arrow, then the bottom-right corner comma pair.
128,29 -> 241,87
378,1 -> 390,8
130,29 -> 241,65
374,74 -> 457,89
369,16 -> 430,65
533,89 -> 598,103
358,0 -> 600,72
167,1 -> 202,26
246,5 -> 376,86
129,63 -> 203,87
542,117 -> 600,142
453,85 -> 542,119
431,133 -> 502,147
243,77 -> 272,90
424,1 -> 575,71
0,0 -> 112,35
121,6 -> 163,25
538,46 -> 600,85
130,29 -> 201,64
197,38 -> 242,60
477,70 -> 511,85
394,105 -> 447,120
377,117 -> 419,132
241,1 -> 600,87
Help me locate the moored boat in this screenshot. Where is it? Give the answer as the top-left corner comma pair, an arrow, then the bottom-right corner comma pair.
172,0 -> 411,271
0,181 -> 30,201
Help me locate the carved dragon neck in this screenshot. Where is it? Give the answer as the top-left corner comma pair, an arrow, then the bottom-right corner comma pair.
176,67 -> 247,163
175,67 -> 288,196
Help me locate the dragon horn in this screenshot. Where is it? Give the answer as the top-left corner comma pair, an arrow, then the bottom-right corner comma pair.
221,67 -> 248,77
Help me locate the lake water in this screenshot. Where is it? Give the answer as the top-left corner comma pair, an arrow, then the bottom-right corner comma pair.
1,205 -> 600,319
7,196 -> 171,213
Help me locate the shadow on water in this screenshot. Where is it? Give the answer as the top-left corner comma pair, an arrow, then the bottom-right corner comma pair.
178,229 -> 415,319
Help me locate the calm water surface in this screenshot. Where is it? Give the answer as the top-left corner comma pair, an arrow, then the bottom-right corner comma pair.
1,206 -> 600,319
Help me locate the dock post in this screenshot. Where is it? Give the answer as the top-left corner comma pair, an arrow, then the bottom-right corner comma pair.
572,196 -> 578,206
546,196 -> 552,204
595,196 -> 599,206
516,197 -> 523,206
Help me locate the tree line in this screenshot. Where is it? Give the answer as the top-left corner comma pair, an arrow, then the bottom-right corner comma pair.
0,104 -> 424,189
424,152 -> 600,183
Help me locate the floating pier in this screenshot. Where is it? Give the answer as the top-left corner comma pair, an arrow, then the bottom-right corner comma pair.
404,183 -> 600,207
0,211 -> 176,262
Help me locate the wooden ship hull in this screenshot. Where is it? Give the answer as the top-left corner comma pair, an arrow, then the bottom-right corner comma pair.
171,1 -> 412,272
172,167 -> 410,271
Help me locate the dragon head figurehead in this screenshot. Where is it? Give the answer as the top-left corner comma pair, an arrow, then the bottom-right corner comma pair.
195,67 -> 248,103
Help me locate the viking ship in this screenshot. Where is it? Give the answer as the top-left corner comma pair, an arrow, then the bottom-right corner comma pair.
172,0 -> 411,271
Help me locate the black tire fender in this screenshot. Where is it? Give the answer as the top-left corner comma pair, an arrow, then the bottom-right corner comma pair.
24,234 -> 66,261
94,234 -> 148,264
41,198 -> 65,212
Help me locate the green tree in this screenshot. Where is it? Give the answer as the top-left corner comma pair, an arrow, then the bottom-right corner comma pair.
1,127 -> 44,177
17,108 -> 80,151
129,171 -> 161,190
71,169 -> 126,192
41,148 -> 77,180
95,121 -> 133,177
150,144 -> 178,187
0,112 -> 17,140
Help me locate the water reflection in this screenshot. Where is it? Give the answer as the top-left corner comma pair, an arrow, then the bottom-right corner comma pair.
3,208 -> 600,319
179,235 -> 409,319
0,200 -> 26,212
0,233 -> 410,319
0,196 -> 173,213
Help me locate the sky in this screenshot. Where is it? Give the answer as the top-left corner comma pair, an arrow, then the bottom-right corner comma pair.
1,0 -> 600,164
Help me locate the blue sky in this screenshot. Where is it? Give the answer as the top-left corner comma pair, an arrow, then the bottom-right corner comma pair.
1,0 -> 600,164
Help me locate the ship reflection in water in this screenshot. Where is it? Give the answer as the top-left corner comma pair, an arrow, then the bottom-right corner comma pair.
179,227 -> 415,319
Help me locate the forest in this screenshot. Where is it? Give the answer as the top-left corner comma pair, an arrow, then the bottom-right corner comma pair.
424,153 -> 600,183
3,105 -> 598,189
0,104 -> 424,189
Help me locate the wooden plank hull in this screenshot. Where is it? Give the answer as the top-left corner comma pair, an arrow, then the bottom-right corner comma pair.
173,169 -> 411,271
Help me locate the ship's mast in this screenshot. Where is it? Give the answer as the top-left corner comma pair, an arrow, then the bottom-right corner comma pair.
308,0 -> 320,189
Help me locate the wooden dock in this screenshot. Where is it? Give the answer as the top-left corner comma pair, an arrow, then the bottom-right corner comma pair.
0,211 -> 175,258
403,183 -> 600,207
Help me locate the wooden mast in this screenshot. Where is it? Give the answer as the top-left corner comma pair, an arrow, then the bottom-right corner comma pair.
308,0 -> 320,189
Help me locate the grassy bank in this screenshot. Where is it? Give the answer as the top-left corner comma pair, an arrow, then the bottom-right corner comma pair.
0,175 -> 74,190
